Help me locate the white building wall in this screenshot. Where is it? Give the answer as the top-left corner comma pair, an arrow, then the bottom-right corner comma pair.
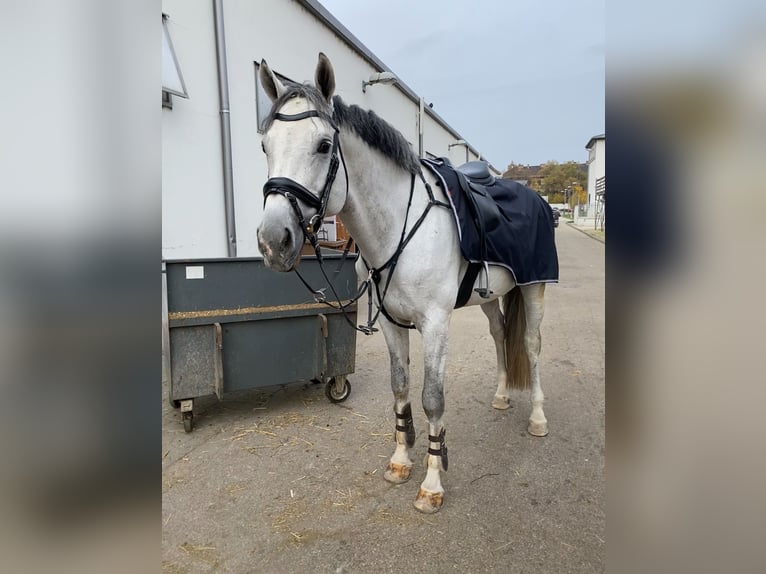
162,0 -> 489,260
162,0 -> 227,258
421,110 -> 479,165
587,138 -> 605,210
224,0 -> 431,256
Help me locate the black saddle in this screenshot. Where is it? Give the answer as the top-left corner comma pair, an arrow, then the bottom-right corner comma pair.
453,164 -> 502,300
443,160 -> 502,248
456,161 -> 495,186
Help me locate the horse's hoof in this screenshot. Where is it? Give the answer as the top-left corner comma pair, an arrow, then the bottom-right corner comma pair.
527,419 -> 549,437
384,462 -> 412,484
492,395 -> 511,410
414,488 -> 444,514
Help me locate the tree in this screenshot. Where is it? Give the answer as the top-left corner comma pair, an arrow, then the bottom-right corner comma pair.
503,160 -> 587,206
548,192 -> 567,204
570,183 -> 587,208
534,161 -> 587,198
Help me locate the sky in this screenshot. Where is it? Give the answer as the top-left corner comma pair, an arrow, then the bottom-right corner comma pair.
318,0 -> 605,170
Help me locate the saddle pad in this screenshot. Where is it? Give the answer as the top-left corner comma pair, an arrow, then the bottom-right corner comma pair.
422,158 -> 559,285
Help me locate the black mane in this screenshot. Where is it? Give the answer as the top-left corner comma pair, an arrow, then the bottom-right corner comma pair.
263,83 -> 420,175
332,96 -> 421,174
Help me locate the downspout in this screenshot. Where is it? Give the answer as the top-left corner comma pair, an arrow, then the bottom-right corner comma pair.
213,0 -> 237,257
418,96 -> 424,157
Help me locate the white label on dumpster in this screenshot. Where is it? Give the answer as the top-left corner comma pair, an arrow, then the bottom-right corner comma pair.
185,265 -> 204,279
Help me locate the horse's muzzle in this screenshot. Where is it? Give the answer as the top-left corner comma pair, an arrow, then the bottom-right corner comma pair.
257,223 -> 301,272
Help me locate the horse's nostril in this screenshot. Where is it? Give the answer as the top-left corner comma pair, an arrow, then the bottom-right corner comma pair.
281,227 -> 292,250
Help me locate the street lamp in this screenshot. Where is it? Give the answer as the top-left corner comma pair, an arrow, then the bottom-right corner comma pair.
448,139 -> 469,163
362,71 -> 398,93
571,181 -> 579,216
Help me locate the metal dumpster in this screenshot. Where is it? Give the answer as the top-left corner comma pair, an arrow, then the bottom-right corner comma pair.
162,251 -> 358,432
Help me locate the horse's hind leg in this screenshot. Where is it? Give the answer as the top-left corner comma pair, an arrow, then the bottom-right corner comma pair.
521,284 -> 548,437
481,300 -> 512,410
414,311 -> 450,514
380,316 -> 415,484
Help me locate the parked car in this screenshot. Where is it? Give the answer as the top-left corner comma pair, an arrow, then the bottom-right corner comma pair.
552,207 -> 560,227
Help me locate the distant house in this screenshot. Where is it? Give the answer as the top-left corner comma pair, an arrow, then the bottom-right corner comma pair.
502,164 -> 543,188
575,134 -> 605,225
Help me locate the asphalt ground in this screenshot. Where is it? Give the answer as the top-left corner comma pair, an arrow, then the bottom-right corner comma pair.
162,222 -> 605,573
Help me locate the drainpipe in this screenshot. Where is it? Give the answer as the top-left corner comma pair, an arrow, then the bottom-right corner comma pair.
213,0 -> 237,257
418,96 -> 424,157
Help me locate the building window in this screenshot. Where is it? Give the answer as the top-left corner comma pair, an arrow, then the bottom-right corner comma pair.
162,14 -> 188,107
254,63 -> 294,133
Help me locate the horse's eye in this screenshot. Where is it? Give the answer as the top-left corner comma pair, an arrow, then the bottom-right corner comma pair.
317,140 -> 332,154
261,142 -> 266,154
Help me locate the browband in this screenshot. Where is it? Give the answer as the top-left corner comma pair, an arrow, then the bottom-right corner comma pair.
273,110 -> 338,130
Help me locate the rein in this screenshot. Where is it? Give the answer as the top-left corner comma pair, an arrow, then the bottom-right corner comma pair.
262,109 -> 449,334
361,170 -> 451,330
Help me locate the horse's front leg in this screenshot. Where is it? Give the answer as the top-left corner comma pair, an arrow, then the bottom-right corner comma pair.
380,316 -> 415,484
414,312 -> 450,513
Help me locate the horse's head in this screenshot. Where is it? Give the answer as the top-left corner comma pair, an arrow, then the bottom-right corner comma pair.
256,53 -> 346,271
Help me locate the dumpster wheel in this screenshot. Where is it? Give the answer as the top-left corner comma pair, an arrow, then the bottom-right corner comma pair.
325,377 -> 351,403
182,411 -> 194,433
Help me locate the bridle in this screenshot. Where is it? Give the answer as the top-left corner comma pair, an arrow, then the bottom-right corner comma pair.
260,105 -> 450,335
262,109 -> 346,244
261,107 -> 373,332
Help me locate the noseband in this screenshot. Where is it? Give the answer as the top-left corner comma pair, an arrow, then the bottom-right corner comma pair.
262,110 -> 346,244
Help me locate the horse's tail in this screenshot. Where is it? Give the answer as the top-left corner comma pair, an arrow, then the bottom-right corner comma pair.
503,286 -> 530,390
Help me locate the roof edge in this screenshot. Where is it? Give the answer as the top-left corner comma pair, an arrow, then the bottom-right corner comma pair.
585,133 -> 605,149
297,0 -> 497,170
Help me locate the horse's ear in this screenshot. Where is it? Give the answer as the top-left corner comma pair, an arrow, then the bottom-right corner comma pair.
315,52 -> 335,102
259,59 -> 285,102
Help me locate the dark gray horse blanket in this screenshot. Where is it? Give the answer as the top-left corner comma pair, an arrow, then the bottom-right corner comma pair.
422,158 -> 559,289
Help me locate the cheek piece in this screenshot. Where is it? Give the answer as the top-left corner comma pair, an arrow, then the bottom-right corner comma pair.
262,110 -> 342,243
